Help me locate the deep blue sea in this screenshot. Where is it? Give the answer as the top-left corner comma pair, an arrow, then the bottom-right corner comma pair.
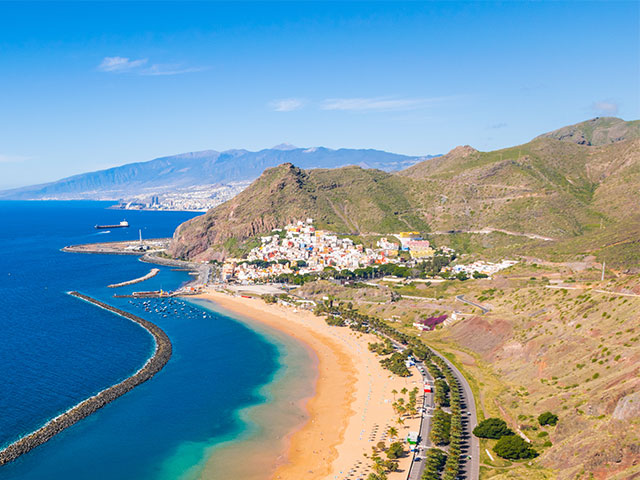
0,201 -> 287,479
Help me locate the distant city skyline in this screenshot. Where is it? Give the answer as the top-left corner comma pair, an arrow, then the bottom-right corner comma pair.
0,1 -> 638,189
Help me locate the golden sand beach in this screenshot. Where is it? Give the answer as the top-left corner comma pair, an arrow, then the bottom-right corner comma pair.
196,288 -> 422,480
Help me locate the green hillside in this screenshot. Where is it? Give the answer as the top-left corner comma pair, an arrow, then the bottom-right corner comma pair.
170,119 -> 640,268
170,163 -> 428,260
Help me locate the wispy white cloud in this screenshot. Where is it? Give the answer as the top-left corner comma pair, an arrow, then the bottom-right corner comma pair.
97,56 -> 206,76
0,154 -> 31,163
140,64 -> 209,76
97,56 -> 148,72
591,100 -> 619,115
488,122 -> 508,129
320,96 -> 447,112
269,98 -> 306,112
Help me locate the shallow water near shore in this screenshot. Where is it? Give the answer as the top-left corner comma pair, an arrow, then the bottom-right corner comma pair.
0,201 -> 312,480
187,299 -> 316,480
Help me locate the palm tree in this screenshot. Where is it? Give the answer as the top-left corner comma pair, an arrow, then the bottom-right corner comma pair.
387,426 -> 398,439
391,388 -> 397,400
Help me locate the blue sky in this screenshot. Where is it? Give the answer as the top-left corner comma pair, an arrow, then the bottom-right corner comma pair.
0,1 -> 638,189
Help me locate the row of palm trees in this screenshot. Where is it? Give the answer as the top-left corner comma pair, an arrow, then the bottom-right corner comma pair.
420,353 -> 465,480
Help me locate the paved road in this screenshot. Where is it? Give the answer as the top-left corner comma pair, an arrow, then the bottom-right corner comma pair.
407,363 -> 434,480
456,294 -> 490,314
431,349 -> 480,480
370,335 -> 479,480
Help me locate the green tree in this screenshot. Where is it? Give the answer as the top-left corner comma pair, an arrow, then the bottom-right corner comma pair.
455,271 -> 469,281
538,411 -> 559,426
473,417 -> 513,439
430,408 -> 452,445
386,441 -> 405,459
493,435 -> 538,460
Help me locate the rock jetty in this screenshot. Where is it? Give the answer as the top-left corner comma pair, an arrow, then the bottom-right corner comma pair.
108,268 -> 160,288
0,292 -> 172,466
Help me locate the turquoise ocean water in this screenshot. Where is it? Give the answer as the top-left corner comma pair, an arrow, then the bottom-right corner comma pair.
0,201 -> 306,480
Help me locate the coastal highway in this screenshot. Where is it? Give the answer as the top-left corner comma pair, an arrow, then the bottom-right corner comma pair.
371,335 -> 479,480
431,349 -> 480,480
407,364 -> 434,480
379,336 -> 437,480
456,294 -> 490,315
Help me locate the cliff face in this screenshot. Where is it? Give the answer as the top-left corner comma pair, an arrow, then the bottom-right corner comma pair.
170,163 -> 311,260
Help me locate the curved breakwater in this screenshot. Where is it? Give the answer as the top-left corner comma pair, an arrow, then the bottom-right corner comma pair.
108,268 -> 160,288
0,292 -> 172,466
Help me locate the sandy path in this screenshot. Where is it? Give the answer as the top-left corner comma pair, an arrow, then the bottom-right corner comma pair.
196,289 -> 421,480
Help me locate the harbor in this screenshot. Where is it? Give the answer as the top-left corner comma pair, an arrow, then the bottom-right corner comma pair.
62,238 -> 212,294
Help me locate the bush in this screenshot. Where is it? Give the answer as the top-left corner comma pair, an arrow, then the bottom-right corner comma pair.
380,352 -> 411,377
325,316 -> 345,327
262,294 -> 277,304
493,435 -> 538,460
538,411 -> 559,426
473,417 -> 513,439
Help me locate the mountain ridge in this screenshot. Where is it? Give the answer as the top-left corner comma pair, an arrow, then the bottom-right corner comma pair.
535,116 -> 640,146
0,146 -> 436,200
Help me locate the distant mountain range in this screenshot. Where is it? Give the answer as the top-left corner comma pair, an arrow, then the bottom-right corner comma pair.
0,145 -> 436,200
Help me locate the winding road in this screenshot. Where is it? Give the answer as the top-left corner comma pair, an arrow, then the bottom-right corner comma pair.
456,294 -> 490,315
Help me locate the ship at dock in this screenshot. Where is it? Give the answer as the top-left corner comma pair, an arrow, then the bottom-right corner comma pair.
95,220 -> 129,229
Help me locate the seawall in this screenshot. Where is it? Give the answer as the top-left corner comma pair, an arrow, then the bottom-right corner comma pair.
108,268 -> 160,288
0,292 -> 172,466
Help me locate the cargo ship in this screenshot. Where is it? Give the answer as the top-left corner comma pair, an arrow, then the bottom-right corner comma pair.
95,220 -> 129,229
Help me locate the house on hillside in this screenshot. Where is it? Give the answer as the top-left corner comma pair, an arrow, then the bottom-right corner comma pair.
413,314 -> 448,331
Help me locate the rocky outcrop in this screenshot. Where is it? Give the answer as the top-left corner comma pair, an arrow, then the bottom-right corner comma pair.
536,117 -> 640,146
447,145 -> 478,158
613,390 -> 640,420
0,292 -> 172,466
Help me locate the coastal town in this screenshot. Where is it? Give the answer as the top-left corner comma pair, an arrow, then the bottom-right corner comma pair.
110,182 -> 251,212
219,218 -> 517,284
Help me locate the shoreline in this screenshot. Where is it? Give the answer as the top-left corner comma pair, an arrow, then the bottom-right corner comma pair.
0,292 -> 172,466
188,296 -> 319,480
194,289 -> 422,480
